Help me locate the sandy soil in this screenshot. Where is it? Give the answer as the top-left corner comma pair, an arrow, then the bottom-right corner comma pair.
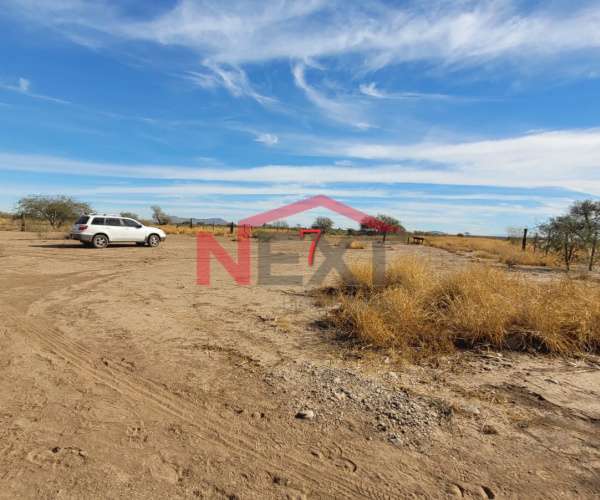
0,231 -> 598,499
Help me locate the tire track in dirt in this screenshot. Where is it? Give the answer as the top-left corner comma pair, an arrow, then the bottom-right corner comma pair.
1,300 -> 398,499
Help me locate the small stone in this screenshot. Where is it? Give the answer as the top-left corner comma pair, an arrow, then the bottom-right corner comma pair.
333,377 -> 341,384
388,435 -> 403,446
467,406 -> 480,415
545,378 -> 560,385
384,371 -> 399,379
295,410 -> 315,420
366,437 -> 372,441
383,357 -> 390,364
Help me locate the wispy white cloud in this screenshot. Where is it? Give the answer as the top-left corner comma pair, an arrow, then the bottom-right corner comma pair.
292,63 -> 370,128
0,76 -> 71,104
4,0 -> 600,131
187,62 -> 276,106
359,83 -> 386,98
6,0 -> 600,77
18,78 -> 30,92
359,82 -> 473,102
255,133 -> 278,146
1,127 -> 599,195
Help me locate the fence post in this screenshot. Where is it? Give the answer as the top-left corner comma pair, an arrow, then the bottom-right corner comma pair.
521,228 -> 528,251
533,233 -> 538,253
21,212 -> 25,231
230,222 -> 234,234
190,218 -> 193,229
212,222 -> 215,232
590,231 -> 598,271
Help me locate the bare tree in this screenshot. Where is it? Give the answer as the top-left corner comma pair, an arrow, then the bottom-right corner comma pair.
272,220 -> 289,231
151,205 -> 171,225
505,226 -> 524,245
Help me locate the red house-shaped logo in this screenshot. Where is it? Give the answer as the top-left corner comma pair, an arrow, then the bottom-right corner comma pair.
197,194 -> 402,286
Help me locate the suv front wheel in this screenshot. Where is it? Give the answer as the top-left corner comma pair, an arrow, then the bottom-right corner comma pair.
92,234 -> 109,249
147,234 -> 161,247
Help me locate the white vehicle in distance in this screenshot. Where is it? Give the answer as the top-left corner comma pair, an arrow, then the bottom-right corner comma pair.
70,214 -> 167,248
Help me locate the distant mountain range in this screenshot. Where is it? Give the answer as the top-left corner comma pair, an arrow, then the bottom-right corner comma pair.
428,230 -> 447,235
170,216 -> 230,225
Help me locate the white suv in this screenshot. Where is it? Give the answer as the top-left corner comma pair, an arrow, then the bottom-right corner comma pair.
70,214 -> 167,248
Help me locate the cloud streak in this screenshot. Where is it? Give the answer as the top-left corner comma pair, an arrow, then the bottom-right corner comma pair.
1,128 -> 599,195
6,0 -> 600,75
292,63 -> 370,128
187,62 -> 276,106
359,82 -> 476,102
0,76 -> 71,104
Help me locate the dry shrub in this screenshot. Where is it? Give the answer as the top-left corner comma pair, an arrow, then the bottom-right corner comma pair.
428,236 -> 553,267
0,217 -> 17,231
160,225 -> 231,237
347,240 -> 366,249
326,256 -> 600,361
255,230 -> 276,242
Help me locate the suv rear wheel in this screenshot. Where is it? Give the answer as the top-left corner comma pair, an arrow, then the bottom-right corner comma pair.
92,234 -> 109,249
147,234 -> 160,247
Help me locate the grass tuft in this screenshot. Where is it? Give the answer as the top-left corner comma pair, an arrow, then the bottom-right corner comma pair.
347,240 -> 366,249
326,256 -> 600,361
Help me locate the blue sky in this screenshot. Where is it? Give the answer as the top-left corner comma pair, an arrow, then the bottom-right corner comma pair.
1,0 -> 599,234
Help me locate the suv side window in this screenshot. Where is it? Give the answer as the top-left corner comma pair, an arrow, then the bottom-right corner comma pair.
122,219 -> 140,228
91,217 -> 105,225
105,218 -> 122,226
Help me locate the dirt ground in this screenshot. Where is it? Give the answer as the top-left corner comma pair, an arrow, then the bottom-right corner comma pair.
0,231 -> 598,499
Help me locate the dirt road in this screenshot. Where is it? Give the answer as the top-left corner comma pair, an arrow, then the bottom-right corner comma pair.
0,232 -> 598,498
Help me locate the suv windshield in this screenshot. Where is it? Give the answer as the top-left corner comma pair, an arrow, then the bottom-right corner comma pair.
75,216 -> 89,225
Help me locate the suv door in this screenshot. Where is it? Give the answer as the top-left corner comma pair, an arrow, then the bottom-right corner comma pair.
104,217 -> 126,242
121,218 -> 146,242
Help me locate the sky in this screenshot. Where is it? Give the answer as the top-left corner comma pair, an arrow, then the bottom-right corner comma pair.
1,0 -> 599,235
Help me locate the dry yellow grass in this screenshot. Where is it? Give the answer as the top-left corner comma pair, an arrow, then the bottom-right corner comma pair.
326,256 -> 600,361
347,240 -> 366,249
160,225 -> 234,237
428,235 -> 554,266
160,225 -> 301,237
0,217 -> 18,231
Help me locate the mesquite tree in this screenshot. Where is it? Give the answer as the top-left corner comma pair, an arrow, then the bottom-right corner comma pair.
537,200 -> 600,270
15,195 -> 92,230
